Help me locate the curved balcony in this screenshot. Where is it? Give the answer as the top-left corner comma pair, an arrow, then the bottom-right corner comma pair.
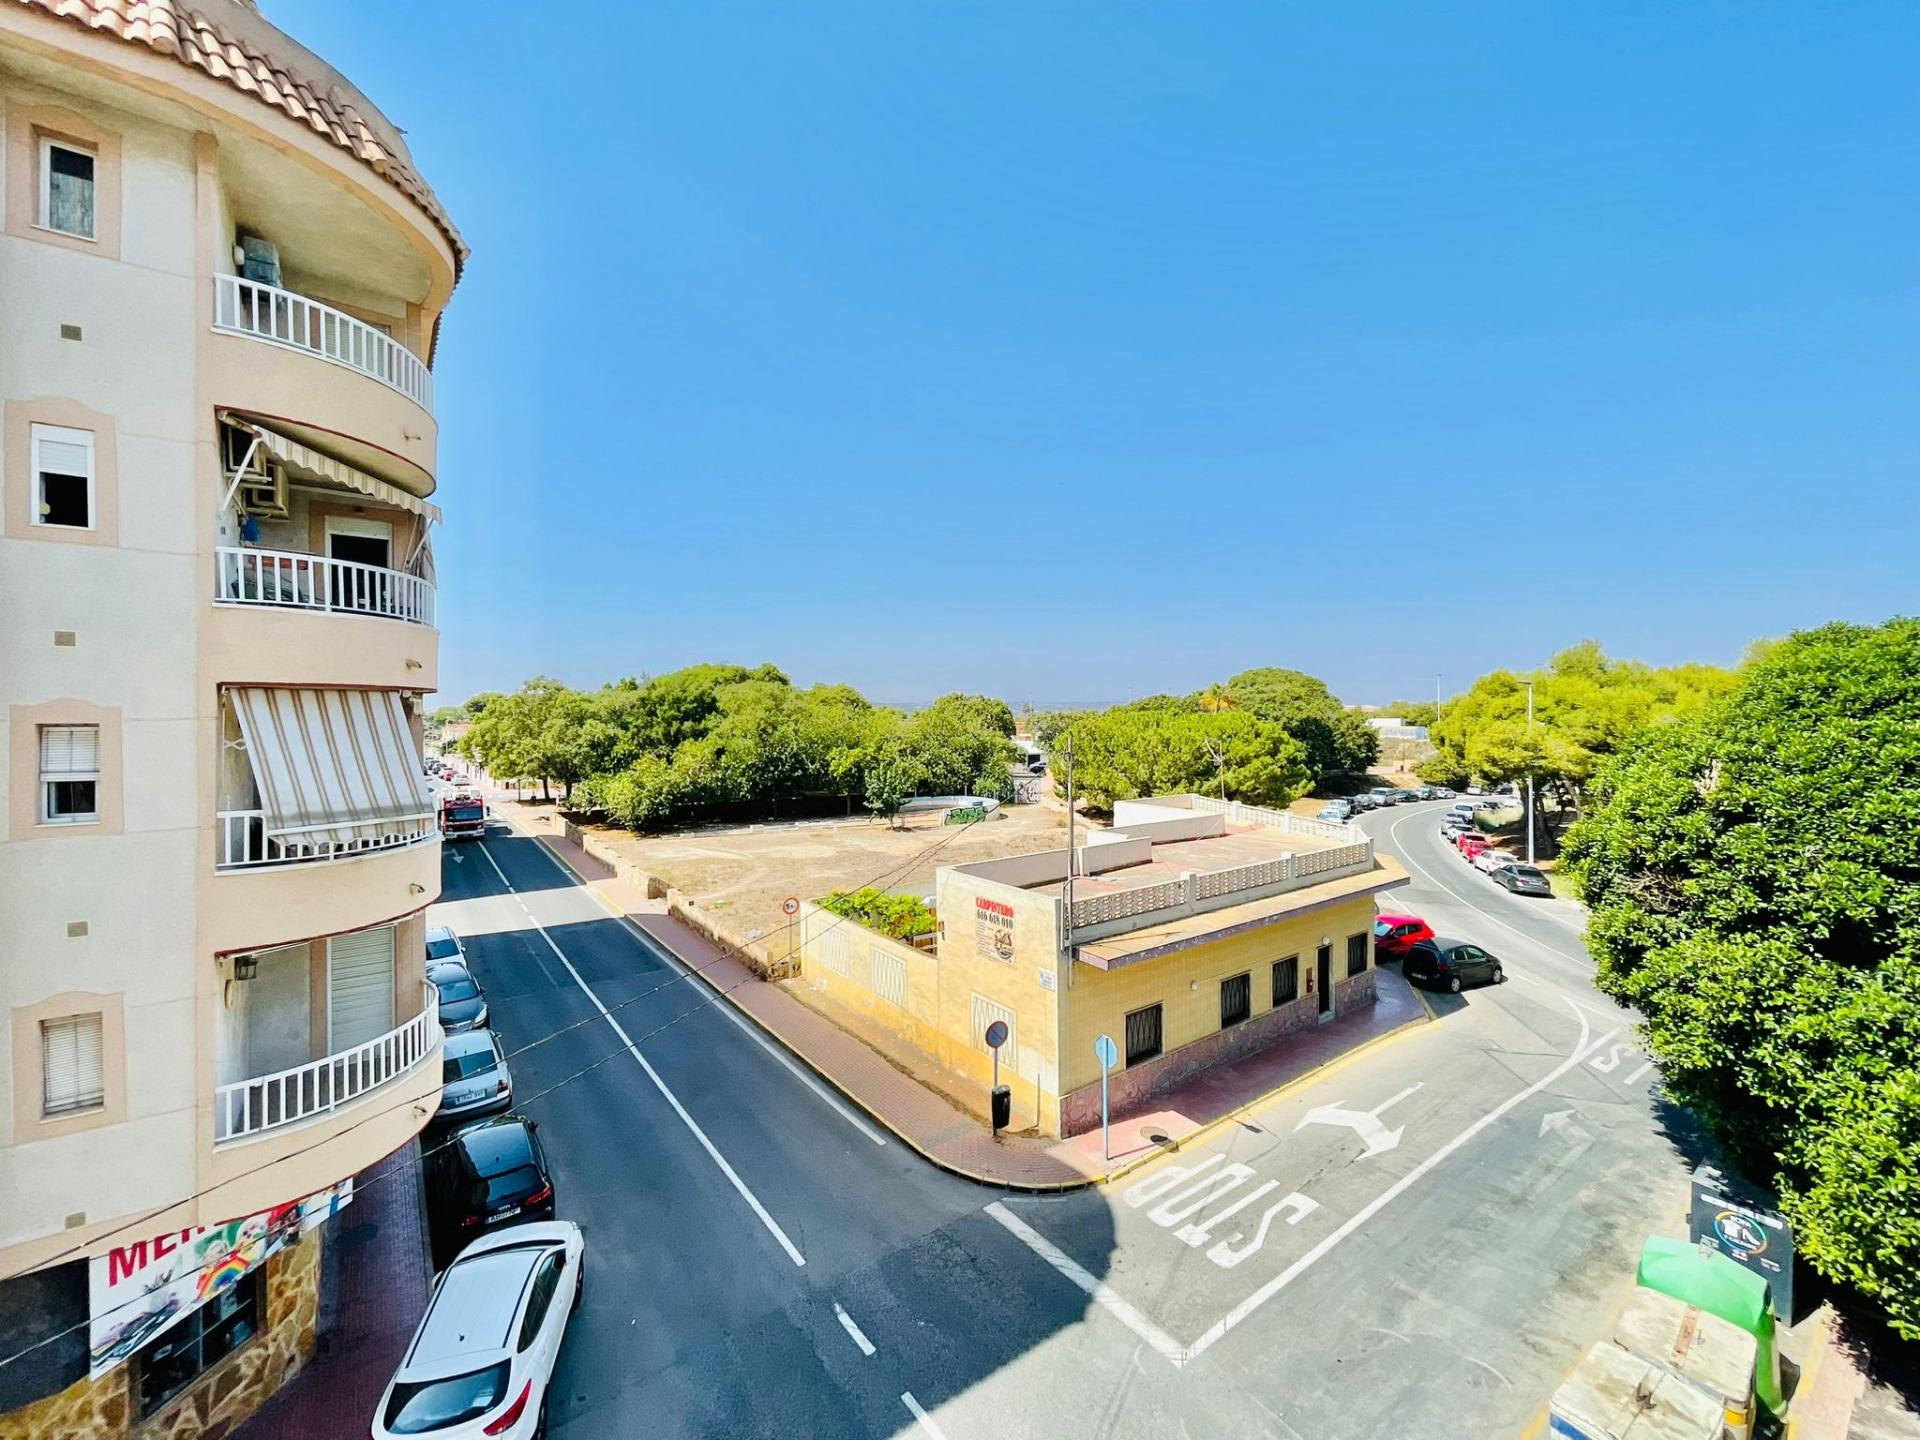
214,274 -> 432,413
217,810 -> 437,870
215,983 -> 440,1144
215,546 -> 435,627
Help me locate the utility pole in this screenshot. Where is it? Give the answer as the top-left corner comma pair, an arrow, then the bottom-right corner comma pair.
1525,680 -> 1536,867
1063,733 -> 1076,947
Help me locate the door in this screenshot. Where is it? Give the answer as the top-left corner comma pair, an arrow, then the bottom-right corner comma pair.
325,517 -> 393,612
327,925 -> 395,1051
1316,944 -> 1333,1018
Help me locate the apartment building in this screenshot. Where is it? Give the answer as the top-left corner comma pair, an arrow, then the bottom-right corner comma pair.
0,3 -> 464,1433
796,795 -> 1409,1136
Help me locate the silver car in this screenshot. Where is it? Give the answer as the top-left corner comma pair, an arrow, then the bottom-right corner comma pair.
1490,863 -> 1553,897
437,1030 -> 512,1122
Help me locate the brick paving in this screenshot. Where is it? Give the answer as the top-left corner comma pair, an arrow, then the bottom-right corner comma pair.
236,1141 -> 433,1440
491,796 -> 1430,1189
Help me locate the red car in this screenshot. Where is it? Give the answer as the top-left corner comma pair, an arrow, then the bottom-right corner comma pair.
1372,913 -> 1435,961
1457,833 -> 1495,861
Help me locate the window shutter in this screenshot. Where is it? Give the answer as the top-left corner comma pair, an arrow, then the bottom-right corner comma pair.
34,436 -> 91,479
328,926 -> 396,1050
39,725 -> 100,778
42,1014 -> 105,1114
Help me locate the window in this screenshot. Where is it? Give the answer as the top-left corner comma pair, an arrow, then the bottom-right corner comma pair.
1347,933 -> 1370,977
41,1013 -> 104,1115
516,1252 -> 566,1352
39,724 -> 100,825
1220,972 -> 1252,1028
1272,955 -> 1300,1007
38,138 -> 96,238
1123,1003 -> 1163,1067
132,1270 -> 262,1418
30,424 -> 93,529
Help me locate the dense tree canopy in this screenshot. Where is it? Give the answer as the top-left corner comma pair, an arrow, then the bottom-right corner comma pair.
1425,642 -> 1736,809
460,671 -> 1017,828
1563,619 -> 1920,1337
1049,709 -> 1312,813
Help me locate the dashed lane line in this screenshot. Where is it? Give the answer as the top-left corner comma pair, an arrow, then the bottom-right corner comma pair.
834,1303 -> 876,1357
474,840 -> 809,1269
902,1392 -> 952,1440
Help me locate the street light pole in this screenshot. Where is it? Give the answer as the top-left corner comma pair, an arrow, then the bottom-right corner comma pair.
1525,680 -> 1536,867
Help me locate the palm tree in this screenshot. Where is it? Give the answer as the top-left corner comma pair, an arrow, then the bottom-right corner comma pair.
1197,683 -> 1236,714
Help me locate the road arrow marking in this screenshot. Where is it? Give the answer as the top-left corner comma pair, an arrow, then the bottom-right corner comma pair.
1294,1082 -> 1423,1158
1539,1109 -> 1577,1138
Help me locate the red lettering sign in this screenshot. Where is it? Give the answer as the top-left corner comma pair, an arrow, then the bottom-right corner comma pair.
107,1242 -> 149,1287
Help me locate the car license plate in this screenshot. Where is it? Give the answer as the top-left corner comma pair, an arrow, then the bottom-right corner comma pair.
491,1204 -> 520,1221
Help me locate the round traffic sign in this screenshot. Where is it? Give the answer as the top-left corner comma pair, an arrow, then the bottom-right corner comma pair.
1094,1034 -> 1118,1068
984,1020 -> 1009,1050
781,896 -> 800,916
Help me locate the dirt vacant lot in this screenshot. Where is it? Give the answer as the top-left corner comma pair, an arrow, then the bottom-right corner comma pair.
571,800 -> 1073,950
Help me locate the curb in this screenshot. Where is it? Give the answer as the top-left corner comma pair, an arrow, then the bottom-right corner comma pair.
1783,1306 -> 1834,1440
504,812 -> 1433,1194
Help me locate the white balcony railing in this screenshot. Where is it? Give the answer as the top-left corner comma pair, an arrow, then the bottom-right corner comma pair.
215,546 -> 435,626
215,982 -> 438,1143
217,809 -> 438,870
213,273 -> 433,412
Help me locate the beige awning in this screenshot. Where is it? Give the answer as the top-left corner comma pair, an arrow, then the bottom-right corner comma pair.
220,412 -> 441,523
228,687 -> 433,850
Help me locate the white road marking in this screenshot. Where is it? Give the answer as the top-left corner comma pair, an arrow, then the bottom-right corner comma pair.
984,1201 -> 1190,1365
475,841 -> 809,1268
1293,1081 -> 1422,1158
833,1302 -> 876,1356
492,815 -> 889,1148
1385,809 -> 1595,969
1183,998 -> 1613,1363
902,1392 -> 951,1439
1623,1059 -> 1654,1086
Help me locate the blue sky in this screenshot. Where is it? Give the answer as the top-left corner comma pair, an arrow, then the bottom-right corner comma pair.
276,1 -> 1919,708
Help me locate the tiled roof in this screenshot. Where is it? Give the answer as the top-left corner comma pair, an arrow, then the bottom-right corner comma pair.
11,0 -> 467,274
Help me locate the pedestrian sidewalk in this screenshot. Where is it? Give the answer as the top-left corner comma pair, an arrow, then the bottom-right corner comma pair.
236,1143 -> 433,1440
492,797 -> 1431,1190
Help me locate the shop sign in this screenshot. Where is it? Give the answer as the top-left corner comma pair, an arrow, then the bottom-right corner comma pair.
975,896 -> 1016,964
88,1180 -> 351,1376
1688,1164 -> 1794,1319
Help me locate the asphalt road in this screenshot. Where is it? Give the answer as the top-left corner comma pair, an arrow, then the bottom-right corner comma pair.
422,801 -> 1706,1439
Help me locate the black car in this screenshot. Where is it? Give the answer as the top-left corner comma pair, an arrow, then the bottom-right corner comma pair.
428,960 -> 488,1033
425,1114 -> 555,1266
1403,937 -> 1505,992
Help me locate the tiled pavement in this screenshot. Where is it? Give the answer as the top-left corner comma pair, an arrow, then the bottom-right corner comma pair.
492,797 -> 1431,1189
237,1142 -> 432,1440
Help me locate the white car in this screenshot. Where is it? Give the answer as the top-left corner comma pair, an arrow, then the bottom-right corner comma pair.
375,1222 -> 583,1439
1473,847 -> 1519,875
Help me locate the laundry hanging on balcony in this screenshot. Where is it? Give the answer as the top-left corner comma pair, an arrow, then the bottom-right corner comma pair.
227,687 -> 433,852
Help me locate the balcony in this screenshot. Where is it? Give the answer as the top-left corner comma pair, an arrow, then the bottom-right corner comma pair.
215,546 -> 435,627
213,273 -> 433,414
215,982 -> 438,1144
217,809 -> 437,870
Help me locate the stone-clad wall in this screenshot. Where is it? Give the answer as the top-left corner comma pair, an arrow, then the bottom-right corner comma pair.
0,1230 -> 321,1440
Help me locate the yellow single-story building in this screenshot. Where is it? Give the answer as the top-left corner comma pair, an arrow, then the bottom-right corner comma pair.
794,794 -> 1408,1136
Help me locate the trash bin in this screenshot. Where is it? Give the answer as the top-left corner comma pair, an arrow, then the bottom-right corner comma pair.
990,1086 -> 1011,1132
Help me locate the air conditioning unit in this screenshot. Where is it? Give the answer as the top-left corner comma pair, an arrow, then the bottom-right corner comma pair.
235,233 -> 282,288
222,424 -> 289,520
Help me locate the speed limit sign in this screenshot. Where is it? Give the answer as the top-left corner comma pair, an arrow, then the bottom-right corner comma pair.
781,896 -> 800,916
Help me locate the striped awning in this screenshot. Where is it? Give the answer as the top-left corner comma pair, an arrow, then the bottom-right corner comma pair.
219,413 -> 441,523
228,688 -> 433,849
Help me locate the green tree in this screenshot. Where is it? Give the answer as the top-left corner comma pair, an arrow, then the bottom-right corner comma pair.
1226,667 -> 1379,781
1563,618 -> 1920,1337
1053,709 -> 1311,814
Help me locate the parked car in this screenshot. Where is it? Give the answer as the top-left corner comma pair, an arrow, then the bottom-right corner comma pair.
436,1030 -> 513,1124
1446,802 -> 1477,821
1457,833 -> 1496,861
1367,787 -> 1400,807
1389,789 -> 1418,805
1349,793 -> 1380,812
374,1222 -> 583,1440
1440,818 -> 1473,841
426,925 -> 466,967
1466,785 -> 1485,796
1371,913 -> 1436,961
426,1116 -> 555,1266
1491,863 -> 1553,897
1472,847 -> 1520,875
1403,938 -> 1505,992
429,960 -> 489,1034
1316,804 -> 1351,823
1414,785 -> 1436,800
1433,787 -> 1457,799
